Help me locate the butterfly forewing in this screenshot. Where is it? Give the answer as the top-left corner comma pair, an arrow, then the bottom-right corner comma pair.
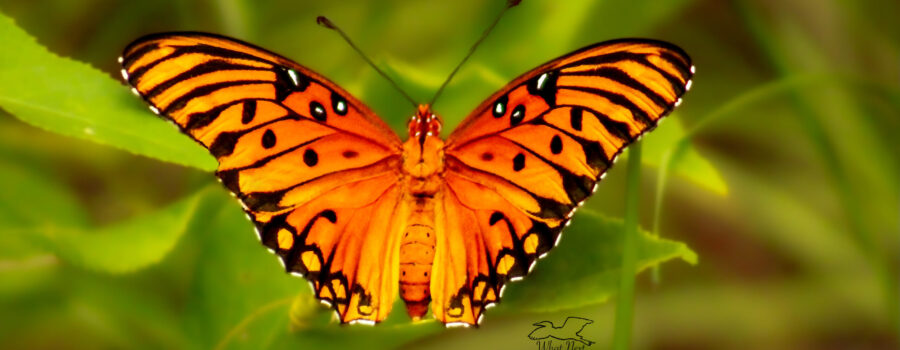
120,32 -> 405,324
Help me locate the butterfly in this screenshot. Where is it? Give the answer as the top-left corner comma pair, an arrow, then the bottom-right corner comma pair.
119,18 -> 692,327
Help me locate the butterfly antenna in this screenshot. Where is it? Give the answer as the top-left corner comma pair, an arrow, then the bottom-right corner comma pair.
428,0 -> 522,106
317,16 -> 418,108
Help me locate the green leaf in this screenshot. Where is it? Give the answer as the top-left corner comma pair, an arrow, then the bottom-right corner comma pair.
181,190 -> 306,349
0,161 -> 83,297
0,13 -> 216,171
0,162 -> 88,233
180,190 -> 441,350
497,209 -> 697,313
20,188 -> 208,274
629,116 -> 728,195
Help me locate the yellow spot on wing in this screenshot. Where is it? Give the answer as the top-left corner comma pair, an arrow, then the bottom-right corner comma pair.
302,251 -> 320,272
473,281 -> 486,301
319,287 -> 333,300
497,254 -> 516,275
358,303 -> 374,315
523,233 -> 539,255
277,228 -> 293,250
332,280 -> 347,299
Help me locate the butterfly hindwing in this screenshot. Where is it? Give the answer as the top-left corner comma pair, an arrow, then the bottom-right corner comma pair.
120,32 -> 405,324
435,39 -> 694,324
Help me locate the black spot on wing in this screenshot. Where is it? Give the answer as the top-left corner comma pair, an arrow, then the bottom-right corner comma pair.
569,107 -> 583,131
241,100 -> 257,124
550,135 -> 563,154
526,71 -> 558,106
512,153 -> 525,171
310,101 -> 327,121
492,95 -> 508,118
331,92 -> 348,116
262,129 -> 276,148
303,149 -> 319,166
210,132 -> 240,158
510,105 -> 525,126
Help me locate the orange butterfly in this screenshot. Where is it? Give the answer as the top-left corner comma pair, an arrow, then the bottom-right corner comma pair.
119,8 -> 692,327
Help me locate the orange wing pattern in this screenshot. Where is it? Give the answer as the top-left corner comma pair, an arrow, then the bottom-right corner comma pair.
435,39 -> 694,325
120,32 -> 405,324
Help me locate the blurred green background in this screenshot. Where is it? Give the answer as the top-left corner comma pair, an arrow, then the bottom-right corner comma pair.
0,0 -> 897,349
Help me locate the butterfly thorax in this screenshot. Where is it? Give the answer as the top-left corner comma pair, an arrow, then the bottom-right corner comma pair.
398,104 -> 445,320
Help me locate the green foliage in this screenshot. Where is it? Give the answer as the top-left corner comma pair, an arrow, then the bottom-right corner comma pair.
23,188 -> 206,274
499,209 -> 696,313
0,13 -> 215,171
1,0 -> 897,349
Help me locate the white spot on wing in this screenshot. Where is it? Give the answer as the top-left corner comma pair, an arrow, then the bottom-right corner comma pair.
685,80 -> 693,91
320,300 -> 333,307
674,98 -> 683,107
117,56 -> 123,64
349,319 -> 376,326
120,69 -> 129,81
148,106 -> 160,115
287,69 -> 300,86
510,276 -> 523,282
130,87 -> 140,96
445,322 -> 470,328
536,73 -> 549,90
690,65 -> 696,74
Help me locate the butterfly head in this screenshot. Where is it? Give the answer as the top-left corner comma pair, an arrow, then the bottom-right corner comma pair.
408,104 -> 443,144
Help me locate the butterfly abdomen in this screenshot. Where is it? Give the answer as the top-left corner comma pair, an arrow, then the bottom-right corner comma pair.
398,184 -> 438,320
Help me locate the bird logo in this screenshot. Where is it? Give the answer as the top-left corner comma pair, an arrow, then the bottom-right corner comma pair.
528,316 -> 595,347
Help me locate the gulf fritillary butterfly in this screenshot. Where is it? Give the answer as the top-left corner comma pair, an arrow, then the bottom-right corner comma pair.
119,6 -> 692,327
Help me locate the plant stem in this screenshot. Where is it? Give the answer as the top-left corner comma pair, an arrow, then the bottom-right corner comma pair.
611,142 -> 642,350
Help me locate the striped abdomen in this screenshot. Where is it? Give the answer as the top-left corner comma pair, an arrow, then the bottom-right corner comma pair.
399,195 -> 437,320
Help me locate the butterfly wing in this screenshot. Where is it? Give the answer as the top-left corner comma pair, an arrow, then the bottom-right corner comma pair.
121,32 -> 406,324
434,39 -> 694,325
